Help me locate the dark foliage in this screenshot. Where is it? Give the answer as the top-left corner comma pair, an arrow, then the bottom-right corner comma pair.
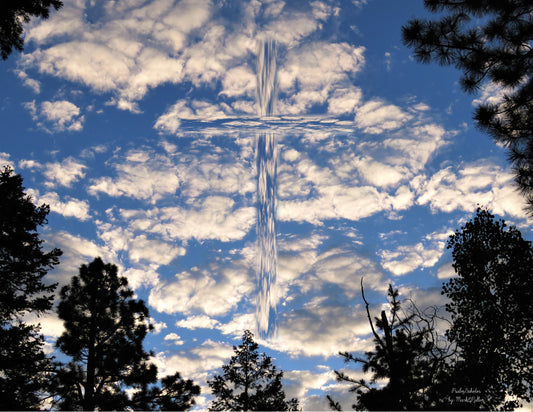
329,281 -> 455,411
52,257 -> 156,410
0,0 -> 63,59
0,166 -> 62,410
133,371 -> 201,411
442,207 -> 533,410
208,330 -> 300,411
402,0 -> 533,213
51,257 -> 200,410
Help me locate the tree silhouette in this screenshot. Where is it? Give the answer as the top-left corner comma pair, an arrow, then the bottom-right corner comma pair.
52,257 -> 199,410
0,166 -> 62,410
132,371 -> 201,411
442,207 -> 533,410
402,1 -> 533,213
208,330 -> 299,411
328,280 -> 456,411
0,0 -> 63,60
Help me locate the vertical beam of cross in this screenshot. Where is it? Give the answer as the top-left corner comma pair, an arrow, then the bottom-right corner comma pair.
256,39 -> 278,338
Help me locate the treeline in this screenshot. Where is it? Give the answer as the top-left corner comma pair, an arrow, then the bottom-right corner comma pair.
328,205 -> 533,410
0,167 -> 299,411
2,159 -> 533,411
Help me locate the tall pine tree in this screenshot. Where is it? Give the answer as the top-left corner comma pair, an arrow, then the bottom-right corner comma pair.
442,208 -> 533,410
0,166 -> 62,410
52,257 -> 200,410
208,330 -> 299,411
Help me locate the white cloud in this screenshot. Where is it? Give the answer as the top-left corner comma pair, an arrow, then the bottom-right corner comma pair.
277,42 -> 365,114
22,0 -> 214,110
44,231 -> 116,287
43,157 -> 87,188
268,304 -> 374,357
436,262 -> 455,280
0,153 -> 15,169
413,163 -> 528,218
152,338 -> 234,381
327,87 -> 363,115
380,241 -> 445,276
265,13 -> 319,46
310,1 -> 340,21
379,227 -> 453,276
88,151 -> 180,202
154,99 -> 234,134
41,100 -> 84,131
119,196 -> 255,242
97,224 -> 186,267
31,190 -> 90,221
220,65 -> 256,99
128,234 -> 186,265
149,318 -> 168,334
123,265 -> 161,289
148,262 -> 255,316
164,333 -> 184,345
176,315 -> 221,330
16,70 -> 41,93
284,368 -> 336,410
25,312 -> 65,338
472,81 -> 508,107
25,100 -> 84,132
355,100 -> 412,134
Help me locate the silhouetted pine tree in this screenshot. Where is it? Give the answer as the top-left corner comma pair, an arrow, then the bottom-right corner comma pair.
402,1 -> 533,213
329,281 -> 455,411
52,257 -> 200,410
132,371 -> 201,411
0,166 -> 62,410
208,330 -> 299,411
0,0 -> 63,59
441,208 -> 533,410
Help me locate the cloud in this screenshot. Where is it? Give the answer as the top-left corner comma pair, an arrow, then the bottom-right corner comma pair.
122,265 -> 162,290
88,150 -> 180,202
380,241 -> 445,276
164,333 -> 185,345
0,153 -> 15,169
15,70 -> 41,93
44,231 -> 116,286
277,42 -> 366,114
268,304 -> 374,357
148,261 -> 255,316
43,157 -> 87,187
25,100 -> 84,132
284,368 -> 337,410
265,12 -> 319,46
115,197 -> 255,242
30,190 -> 90,221
96,223 -> 186,269
355,100 -> 412,134
413,163 -> 528,218
327,87 -> 363,115
149,318 -> 168,334
21,0 -> 366,115
176,315 -> 221,330
152,338 -> 234,381
22,0 -> 211,110
472,81 -> 508,107
25,312 -> 65,338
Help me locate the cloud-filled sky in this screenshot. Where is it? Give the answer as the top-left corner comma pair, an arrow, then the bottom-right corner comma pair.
1,0 -> 532,409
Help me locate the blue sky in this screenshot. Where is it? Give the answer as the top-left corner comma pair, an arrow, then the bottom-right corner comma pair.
1,0 -> 532,409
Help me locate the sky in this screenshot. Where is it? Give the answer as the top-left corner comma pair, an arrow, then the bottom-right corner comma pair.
1,0 -> 532,410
